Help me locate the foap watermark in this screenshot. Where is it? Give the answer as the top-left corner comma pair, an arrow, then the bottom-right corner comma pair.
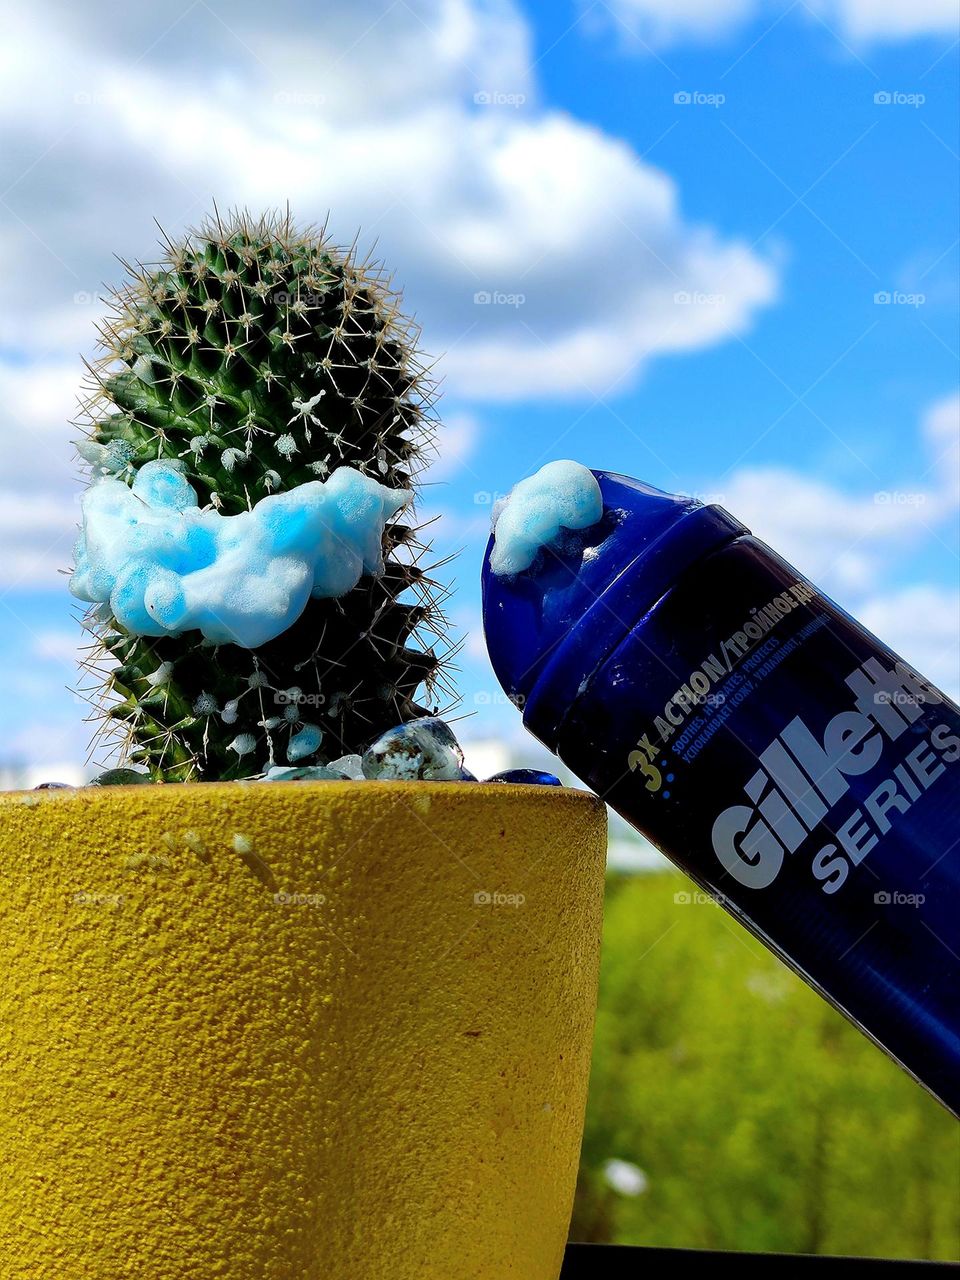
474,889 -> 525,908
674,290 -> 725,307
273,891 -> 326,907
674,90 -> 725,108
73,90 -> 114,106
874,91 -> 925,108
274,90 -> 326,108
473,489 -> 511,506
874,490 -> 927,507
474,290 -> 526,308
273,289 -> 326,307
474,689 -> 526,709
682,490 -> 727,506
72,890 -> 124,908
275,688 -> 325,709
874,290 -> 925,307
874,890 -> 925,907
474,89 -> 526,108
874,688 -> 927,710
674,889 -> 728,907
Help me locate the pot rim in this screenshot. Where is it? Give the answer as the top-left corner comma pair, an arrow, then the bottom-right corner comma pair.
0,778 -> 603,805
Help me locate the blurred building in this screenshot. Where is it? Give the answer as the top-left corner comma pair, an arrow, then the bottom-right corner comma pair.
0,761 -> 89,790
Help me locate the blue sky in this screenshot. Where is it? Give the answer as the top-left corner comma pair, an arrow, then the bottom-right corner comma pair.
0,0 -> 957,778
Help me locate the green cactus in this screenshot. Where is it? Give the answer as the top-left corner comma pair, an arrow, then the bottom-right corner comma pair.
74,208 -> 455,782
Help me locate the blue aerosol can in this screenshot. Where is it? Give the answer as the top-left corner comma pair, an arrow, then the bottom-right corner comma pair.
481,469 -> 960,1115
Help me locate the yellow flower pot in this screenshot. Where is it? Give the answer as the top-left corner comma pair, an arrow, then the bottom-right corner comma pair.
0,780 -> 606,1279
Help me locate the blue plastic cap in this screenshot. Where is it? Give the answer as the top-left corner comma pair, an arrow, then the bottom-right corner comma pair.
480,470 -> 746,750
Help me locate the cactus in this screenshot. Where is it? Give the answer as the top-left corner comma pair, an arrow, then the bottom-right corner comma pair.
73,208 -> 455,782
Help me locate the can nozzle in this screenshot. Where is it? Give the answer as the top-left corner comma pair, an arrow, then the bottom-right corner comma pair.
481,468 -> 745,749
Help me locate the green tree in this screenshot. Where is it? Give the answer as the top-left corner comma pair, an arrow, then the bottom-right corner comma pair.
572,871 -> 960,1260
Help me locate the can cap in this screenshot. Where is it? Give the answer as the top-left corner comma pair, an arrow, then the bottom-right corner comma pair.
480,470 -> 746,750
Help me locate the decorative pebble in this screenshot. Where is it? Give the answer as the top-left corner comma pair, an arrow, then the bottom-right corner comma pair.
90,769 -> 151,786
326,754 -> 364,780
264,765 -> 346,782
486,769 -> 562,787
361,717 -> 469,782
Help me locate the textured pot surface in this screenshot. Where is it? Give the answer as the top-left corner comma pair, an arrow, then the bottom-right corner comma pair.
0,781 -> 606,1279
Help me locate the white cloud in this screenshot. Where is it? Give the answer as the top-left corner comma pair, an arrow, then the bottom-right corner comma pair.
825,0 -> 959,40
0,0 -> 774,405
716,465 -> 944,595
923,392 -> 960,503
713,391 -> 959,599
600,0 -> 760,47
0,643 -> 92,772
857,585 -> 959,700
34,630 -> 86,664
0,493 -> 78,587
0,359 -> 84,589
600,0 -> 957,47
0,0 -> 780,591
422,412 -> 482,483
687,392 -> 960,700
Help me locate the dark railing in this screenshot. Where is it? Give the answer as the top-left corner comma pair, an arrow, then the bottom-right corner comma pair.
561,1245 -> 957,1276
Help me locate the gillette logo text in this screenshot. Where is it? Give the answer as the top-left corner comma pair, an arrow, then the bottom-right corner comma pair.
712,657 -> 959,893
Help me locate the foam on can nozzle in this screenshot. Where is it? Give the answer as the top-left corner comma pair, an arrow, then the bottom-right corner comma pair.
481,464 -> 746,750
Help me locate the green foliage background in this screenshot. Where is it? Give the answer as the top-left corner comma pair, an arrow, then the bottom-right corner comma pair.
571,871 -> 959,1260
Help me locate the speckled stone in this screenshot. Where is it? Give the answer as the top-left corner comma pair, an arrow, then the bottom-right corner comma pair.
486,769 -> 562,787
0,781 -> 606,1279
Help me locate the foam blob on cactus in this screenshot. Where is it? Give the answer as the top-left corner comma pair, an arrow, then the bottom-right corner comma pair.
70,461 -> 411,648
489,460 -> 603,576
73,208 -> 454,782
